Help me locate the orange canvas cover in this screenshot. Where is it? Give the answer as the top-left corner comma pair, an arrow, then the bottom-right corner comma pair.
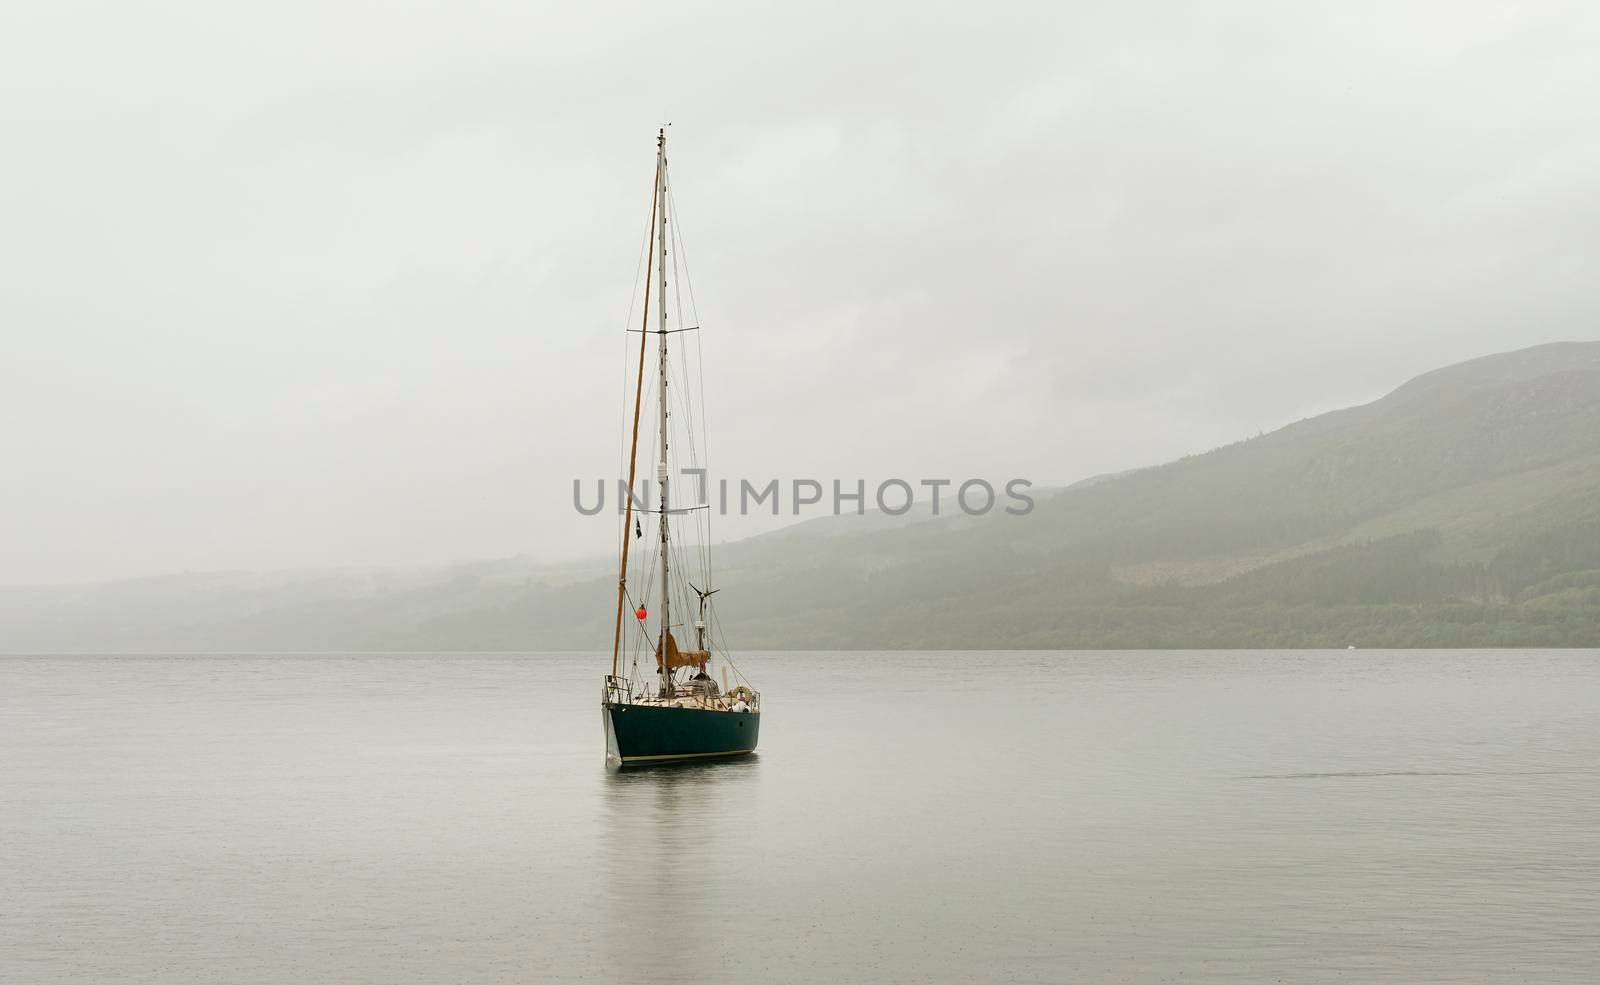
656,632 -> 710,672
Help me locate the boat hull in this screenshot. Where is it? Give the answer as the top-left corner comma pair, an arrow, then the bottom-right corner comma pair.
603,701 -> 760,765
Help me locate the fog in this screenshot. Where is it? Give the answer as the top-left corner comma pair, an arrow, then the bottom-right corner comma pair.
3,0 -> 1597,584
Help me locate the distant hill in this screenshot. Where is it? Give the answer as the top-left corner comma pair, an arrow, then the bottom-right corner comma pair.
6,342 -> 1600,650
694,340 -> 1600,648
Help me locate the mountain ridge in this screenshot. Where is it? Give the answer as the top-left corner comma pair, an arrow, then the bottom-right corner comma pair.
5,341 -> 1599,650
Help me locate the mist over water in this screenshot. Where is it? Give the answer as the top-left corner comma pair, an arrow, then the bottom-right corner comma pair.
4,650 -> 1599,983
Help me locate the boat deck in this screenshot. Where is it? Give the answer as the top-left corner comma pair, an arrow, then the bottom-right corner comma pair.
603,675 -> 759,714
613,693 -> 752,713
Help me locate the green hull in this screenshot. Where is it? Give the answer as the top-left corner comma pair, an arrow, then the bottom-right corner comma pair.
603,701 -> 760,765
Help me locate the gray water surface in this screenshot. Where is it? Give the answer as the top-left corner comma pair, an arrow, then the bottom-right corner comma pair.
4,650 -> 1599,983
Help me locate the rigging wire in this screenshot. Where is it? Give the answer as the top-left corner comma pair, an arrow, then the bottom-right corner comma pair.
610,161 -> 664,679
615,182 -> 657,565
666,177 -> 715,591
663,174 -> 713,595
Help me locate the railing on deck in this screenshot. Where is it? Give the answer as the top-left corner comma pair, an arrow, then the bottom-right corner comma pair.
602,675 -> 634,706
602,674 -> 760,714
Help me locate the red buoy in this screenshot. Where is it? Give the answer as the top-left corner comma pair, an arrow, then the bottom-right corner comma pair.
635,606 -> 648,619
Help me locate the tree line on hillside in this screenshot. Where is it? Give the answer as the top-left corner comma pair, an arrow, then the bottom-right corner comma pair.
701,521 -> 1600,650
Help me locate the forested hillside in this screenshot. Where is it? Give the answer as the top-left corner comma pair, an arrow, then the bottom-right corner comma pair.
7,342 -> 1600,650
381,341 -> 1600,649
697,342 -> 1600,648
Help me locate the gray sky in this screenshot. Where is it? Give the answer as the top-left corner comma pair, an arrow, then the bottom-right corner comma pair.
3,0 -> 1598,584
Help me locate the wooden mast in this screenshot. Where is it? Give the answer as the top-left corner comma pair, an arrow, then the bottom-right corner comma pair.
609,145 -> 661,679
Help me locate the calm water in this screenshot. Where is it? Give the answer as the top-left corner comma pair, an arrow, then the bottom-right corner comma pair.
4,650 -> 1599,984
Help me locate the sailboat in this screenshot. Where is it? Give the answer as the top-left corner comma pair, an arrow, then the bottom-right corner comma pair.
601,129 -> 761,766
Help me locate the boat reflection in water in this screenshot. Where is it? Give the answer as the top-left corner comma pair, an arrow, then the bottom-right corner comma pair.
599,754 -> 761,978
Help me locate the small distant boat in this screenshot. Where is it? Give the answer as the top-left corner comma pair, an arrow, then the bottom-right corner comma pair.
601,129 -> 761,766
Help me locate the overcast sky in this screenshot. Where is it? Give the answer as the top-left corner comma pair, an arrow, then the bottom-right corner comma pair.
3,0 -> 1597,584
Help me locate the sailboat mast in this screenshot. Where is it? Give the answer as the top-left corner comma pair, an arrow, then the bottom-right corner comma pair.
656,128 -> 674,699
